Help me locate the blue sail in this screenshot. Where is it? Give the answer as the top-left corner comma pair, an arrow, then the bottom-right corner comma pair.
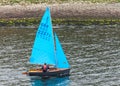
55,33 -> 70,68
30,7 -> 55,65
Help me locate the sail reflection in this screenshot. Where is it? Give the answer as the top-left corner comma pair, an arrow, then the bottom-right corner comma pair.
31,77 -> 70,86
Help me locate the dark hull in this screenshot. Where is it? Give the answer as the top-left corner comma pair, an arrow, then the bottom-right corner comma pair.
28,68 -> 70,78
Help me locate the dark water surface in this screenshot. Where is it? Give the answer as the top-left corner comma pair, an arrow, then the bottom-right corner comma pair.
0,25 -> 120,86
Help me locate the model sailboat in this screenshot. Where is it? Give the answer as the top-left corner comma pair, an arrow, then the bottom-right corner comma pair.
26,7 -> 70,77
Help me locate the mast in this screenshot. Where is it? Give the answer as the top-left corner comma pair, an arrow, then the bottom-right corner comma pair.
53,33 -> 58,68
49,9 -> 58,67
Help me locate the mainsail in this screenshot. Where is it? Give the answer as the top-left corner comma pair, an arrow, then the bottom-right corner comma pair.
55,33 -> 70,68
29,7 -> 70,69
30,7 -> 55,65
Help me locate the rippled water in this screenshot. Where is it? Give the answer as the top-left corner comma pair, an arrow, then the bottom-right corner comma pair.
0,25 -> 120,86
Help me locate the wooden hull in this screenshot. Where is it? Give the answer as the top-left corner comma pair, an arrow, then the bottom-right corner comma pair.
28,68 -> 70,78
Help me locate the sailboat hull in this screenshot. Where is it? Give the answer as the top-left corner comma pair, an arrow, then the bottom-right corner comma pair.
28,68 -> 70,78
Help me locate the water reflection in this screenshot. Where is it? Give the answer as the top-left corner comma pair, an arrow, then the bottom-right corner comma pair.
31,77 -> 70,86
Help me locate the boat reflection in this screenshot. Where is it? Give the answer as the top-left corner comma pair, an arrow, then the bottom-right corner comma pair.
30,76 -> 70,86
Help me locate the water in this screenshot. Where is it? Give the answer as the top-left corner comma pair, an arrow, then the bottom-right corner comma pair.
0,25 -> 120,86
